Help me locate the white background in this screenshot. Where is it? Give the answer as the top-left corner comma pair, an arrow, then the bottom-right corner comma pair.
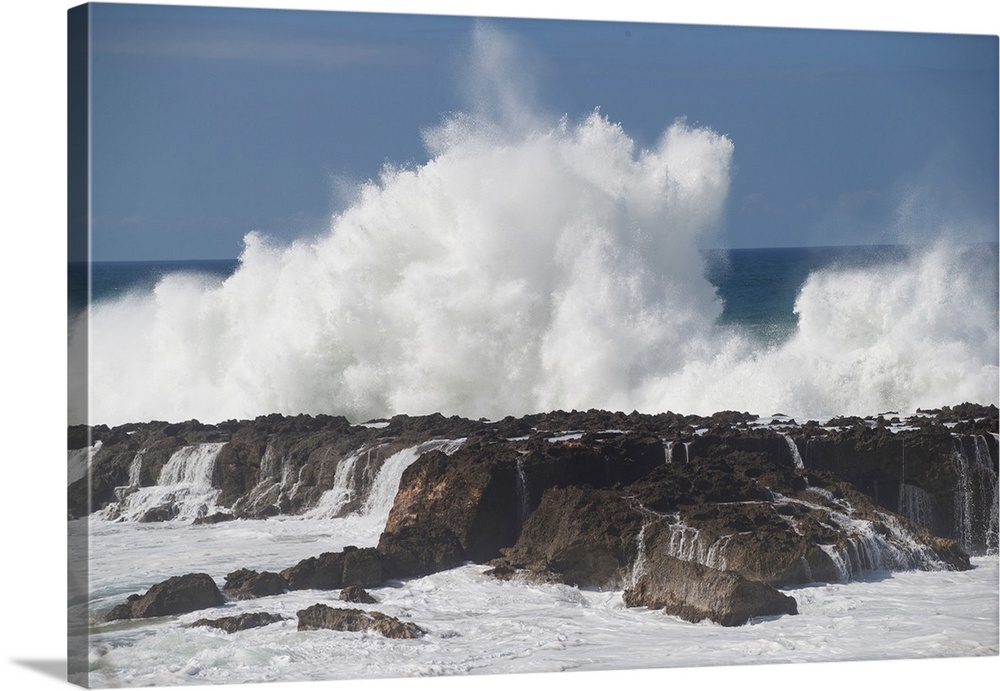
2,1 -> 998,690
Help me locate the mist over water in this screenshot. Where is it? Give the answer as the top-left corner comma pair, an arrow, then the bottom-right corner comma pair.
72,30 -> 999,427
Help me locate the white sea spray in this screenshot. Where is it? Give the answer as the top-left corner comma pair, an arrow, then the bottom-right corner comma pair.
70,25 -> 998,427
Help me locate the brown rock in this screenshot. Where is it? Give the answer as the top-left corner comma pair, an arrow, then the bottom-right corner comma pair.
281,552 -> 344,591
341,546 -> 384,587
377,525 -> 465,579
189,612 -> 287,633
222,568 -> 288,600
105,573 -> 225,621
491,486 -> 643,588
339,585 -> 378,604
624,554 -> 798,626
296,604 -> 424,638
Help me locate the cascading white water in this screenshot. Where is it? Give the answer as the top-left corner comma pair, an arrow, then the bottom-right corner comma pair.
98,443 -> 227,522
781,434 -> 804,469
781,490 -> 945,582
953,436 -> 973,551
358,439 -> 467,528
112,451 -> 145,503
304,445 -> 394,520
515,456 -> 531,527
971,435 -> 998,554
232,442 -> 283,512
661,517 -> 730,570
950,435 -> 999,554
629,522 -> 649,588
898,483 -> 935,531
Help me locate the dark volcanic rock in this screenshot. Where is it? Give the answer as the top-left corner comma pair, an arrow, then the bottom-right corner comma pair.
385,446 -> 520,561
105,573 -> 225,621
377,525 -> 466,579
192,512 -> 236,525
341,547 -> 384,587
189,612 -> 287,633
340,585 -> 378,604
385,446 -> 521,563
384,432 -> 666,565
280,547 -> 384,591
76,407 -> 993,633
296,604 -> 424,638
138,505 -> 180,523
624,554 -> 798,626
490,446 -> 971,590
490,486 -> 644,588
281,552 -> 345,591
797,417 -> 998,554
222,569 -> 288,600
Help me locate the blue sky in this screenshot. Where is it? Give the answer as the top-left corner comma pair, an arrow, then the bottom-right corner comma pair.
82,2 -> 998,260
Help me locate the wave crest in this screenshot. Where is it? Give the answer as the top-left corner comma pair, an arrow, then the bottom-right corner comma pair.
72,110 -> 997,426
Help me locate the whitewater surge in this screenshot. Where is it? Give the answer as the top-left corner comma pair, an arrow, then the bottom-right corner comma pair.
71,81 -> 998,427
81,514 -> 1000,687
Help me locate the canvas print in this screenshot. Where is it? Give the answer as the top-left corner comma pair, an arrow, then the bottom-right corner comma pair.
67,2 -> 999,688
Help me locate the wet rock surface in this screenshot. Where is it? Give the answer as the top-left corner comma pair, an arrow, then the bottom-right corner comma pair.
189,612 -> 288,633
624,553 -> 798,626
85,404 -> 996,628
105,573 -> 225,621
339,585 -> 378,604
222,569 -> 288,600
296,604 -> 425,639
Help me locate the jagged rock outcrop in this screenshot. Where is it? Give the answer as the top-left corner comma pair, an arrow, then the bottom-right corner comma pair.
340,585 -> 378,604
376,525 -> 466,579
488,486 -> 643,588
382,445 -> 521,563
80,405 -> 996,630
296,604 -> 425,638
281,552 -> 346,590
489,448 -> 970,591
69,406 -> 998,561
383,433 -> 666,564
623,554 -> 798,626
222,568 -> 288,600
281,546 -> 383,591
189,612 -> 287,633
105,573 -> 225,621
788,406 -> 999,554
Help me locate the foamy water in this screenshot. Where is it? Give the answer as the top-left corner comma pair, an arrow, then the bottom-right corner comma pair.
79,514 -> 999,688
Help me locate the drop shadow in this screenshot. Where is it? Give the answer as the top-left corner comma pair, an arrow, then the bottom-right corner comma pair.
10,659 -> 66,681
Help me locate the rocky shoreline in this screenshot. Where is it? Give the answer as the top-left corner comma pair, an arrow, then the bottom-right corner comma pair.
71,403 -> 998,630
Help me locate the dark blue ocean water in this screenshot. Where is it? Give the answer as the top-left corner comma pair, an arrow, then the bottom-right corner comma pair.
66,245 -> 924,340
704,244 -> 912,341
68,259 -> 238,315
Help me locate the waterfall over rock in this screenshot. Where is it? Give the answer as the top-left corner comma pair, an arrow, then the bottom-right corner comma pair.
98,443 -> 227,522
